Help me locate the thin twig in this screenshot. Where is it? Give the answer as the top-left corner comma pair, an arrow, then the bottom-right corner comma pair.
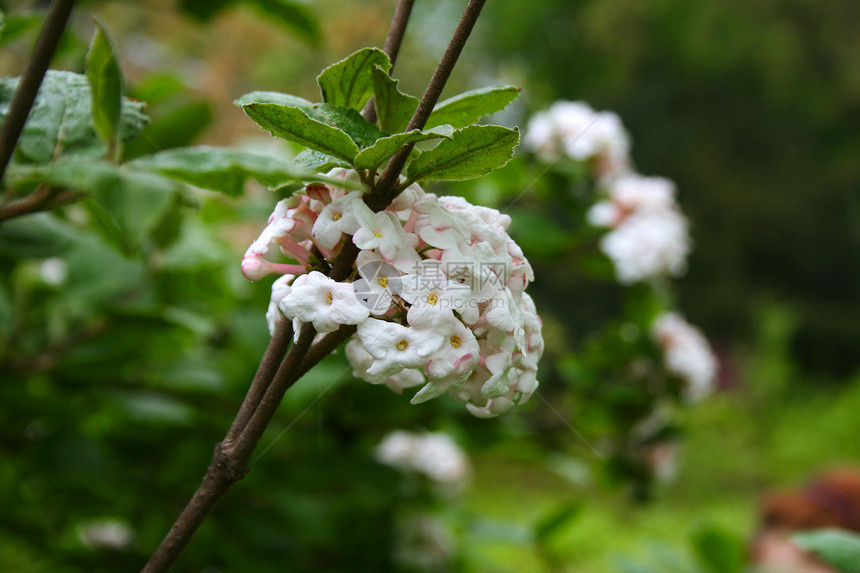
295,324 -> 358,380
362,0 -> 417,123
367,0 -> 487,211
0,186 -> 84,223
0,0 -> 77,184
223,318 -> 294,445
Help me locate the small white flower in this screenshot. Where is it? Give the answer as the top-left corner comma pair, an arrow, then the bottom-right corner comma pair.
524,100 -> 631,180
266,274 -> 294,335
357,319 -> 444,383
414,320 -> 479,404
279,271 -> 369,333
375,430 -> 469,484
400,260 -> 471,328
77,519 -> 134,551
352,250 -> 402,315
312,190 -> 363,249
39,257 -> 68,285
352,201 -> 417,261
600,209 -> 690,284
652,312 -> 717,402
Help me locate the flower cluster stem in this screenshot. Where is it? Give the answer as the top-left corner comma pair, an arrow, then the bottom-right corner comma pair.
141,1 -> 489,571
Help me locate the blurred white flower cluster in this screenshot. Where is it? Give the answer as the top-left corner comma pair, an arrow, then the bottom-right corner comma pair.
651,312 -> 717,402
523,100 -> 631,181
375,430 -> 469,485
242,169 -> 544,418
587,175 -> 690,284
524,100 -> 692,286
77,518 -> 134,551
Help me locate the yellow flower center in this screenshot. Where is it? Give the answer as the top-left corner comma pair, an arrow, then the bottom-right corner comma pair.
373,231 -> 383,237
396,339 -> 409,351
332,212 -> 342,221
450,335 -> 461,348
326,291 -> 333,304
427,294 -> 438,305
378,277 -> 388,288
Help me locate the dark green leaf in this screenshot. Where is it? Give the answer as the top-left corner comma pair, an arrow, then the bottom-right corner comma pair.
243,103 -> 359,162
293,149 -> 351,173
313,103 -> 386,148
0,13 -> 41,47
534,502 -> 580,543
406,124 -> 519,181
0,213 -> 79,259
130,145 -> 363,196
234,91 -> 314,110
692,526 -> 744,573
354,125 -> 453,172
793,529 -> 860,573
122,99 -> 212,160
86,15 -> 124,156
370,65 -> 418,133
178,0 -> 237,20
0,71 -> 147,165
249,0 -> 320,46
426,86 -> 521,129
316,48 -> 391,110
10,161 -> 184,254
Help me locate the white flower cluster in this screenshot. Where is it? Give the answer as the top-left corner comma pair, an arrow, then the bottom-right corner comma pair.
77,518 -> 135,551
375,430 -> 469,485
651,312 -> 717,402
523,100 -> 631,180
242,169 -> 544,418
587,175 -> 691,284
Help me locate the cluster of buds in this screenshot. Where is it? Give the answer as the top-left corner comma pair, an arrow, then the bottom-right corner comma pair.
523,100 -> 631,181
242,169 -> 544,418
587,175 -> 691,285
524,101 -> 715,400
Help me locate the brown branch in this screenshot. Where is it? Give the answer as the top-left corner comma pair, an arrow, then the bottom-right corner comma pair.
223,318 -> 294,445
296,324 -> 358,380
0,186 -> 84,223
367,0 -> 488,211
0,0 -> 77,184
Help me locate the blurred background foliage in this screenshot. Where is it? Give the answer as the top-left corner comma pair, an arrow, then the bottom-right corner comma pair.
0,0 -> 859,571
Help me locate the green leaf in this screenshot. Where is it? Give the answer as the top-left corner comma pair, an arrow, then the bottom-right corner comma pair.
316,48 -> 391,110
692,526 -> 744,573
178,0 -> 236,20
122,99 -> 212,160
313,103 -> 386,148
354,125 -> 454,172
534,502 -> 580,543
10,161 -> 184,254
793,529 -> 860,573
0,13 -> 41,48
426,86 -> 521,129
130,145 -> 363,196
406,124 -> 519,181
85,15 -> 124,157
234,91 -> 314,110
293,149 -> 351,173
0,213 -> 79,259
249,0 -> 320,46
0,71 -> 147,165
242,103 -> 359,162
370,65 -> 418,133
